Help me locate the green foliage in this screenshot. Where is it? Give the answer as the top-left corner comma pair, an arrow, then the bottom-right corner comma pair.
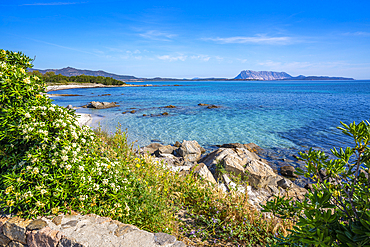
28,70 -> 126,85
0,50 -> 169,233
262,121 -> 370,246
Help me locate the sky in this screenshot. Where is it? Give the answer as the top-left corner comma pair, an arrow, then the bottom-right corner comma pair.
1,0 -> 370,79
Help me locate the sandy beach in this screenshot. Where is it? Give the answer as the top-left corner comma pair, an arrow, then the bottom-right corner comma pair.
46,83 -> 153,92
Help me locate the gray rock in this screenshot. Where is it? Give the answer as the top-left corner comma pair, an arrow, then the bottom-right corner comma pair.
0,232 -> 11,246
61,220 -> 78,229
154,232 -> 176,245
3,217 -> 31,244
58,237 -> 85,247
66,105 -> 73,109
52,216 -> 63,226
83,101 -> 119,109
177,140 -> 202,162
191,163 -> 217,184
277,178 -> 292,189
280,166 -> 298,178
114,224 -> 139,237
142,143 -> 164,155
8,241 -> 27,247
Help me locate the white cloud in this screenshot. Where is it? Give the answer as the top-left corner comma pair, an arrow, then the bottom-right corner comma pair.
139,30 -> 177,41
343,31 -> 370,37
157,55 -> 187,61
203,35 -> 292,45
190,55 -> 210,61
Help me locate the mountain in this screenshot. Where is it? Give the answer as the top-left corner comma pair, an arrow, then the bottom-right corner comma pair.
28,67 -> 138,81
235,70 -> 354,81
235,70 -> 292,80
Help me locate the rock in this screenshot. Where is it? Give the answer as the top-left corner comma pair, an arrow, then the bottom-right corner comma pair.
66,105 -> 73,109
191,163 -> 217,184
277,178 -> 292,189
114,224 -> 139,237
3,217 -> 31,244
156,145 -> 177,156
8,241 -> 27,247
130,110 -> 136,114
0,217 -> 11,246
122,111 -> 127,114
161,112 -> 169,116
207,105 -> 219,109
174,141 -> 181,147
142,114 -> 147,116
222,153 -> 245,176
154,232 -> 176,245
61,220 -> 78,229
304,183 -> 313,191
27,227 -> 63,247
280,165 -> 298,178
219,143 -> 245,149
82,101 -> 119,109
142,143 -> 164,155
245,159 -> 279,189
164,105 -> 176,108
27,219 -> 48,231
177,140 -> 202,163
197,103 -> 209,106
243,143 -> 263,153
52,216 -> 63,226
58,236 -> 84,247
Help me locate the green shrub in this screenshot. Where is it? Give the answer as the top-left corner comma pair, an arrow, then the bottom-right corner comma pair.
262,121 -> 370,246
0,50 -> 171,232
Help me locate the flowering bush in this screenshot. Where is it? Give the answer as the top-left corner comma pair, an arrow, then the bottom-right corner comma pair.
0,50 -> 166,229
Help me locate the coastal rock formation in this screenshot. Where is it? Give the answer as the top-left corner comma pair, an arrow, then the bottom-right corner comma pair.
82,101 -> 119,109
140,140 -> 307,208
0,215 -> 185,247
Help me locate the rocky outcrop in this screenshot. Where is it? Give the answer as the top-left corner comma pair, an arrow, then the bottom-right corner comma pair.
141,141 -> 307,208
82,101 -> 119,109
0,215 -> 185,247
234,70 -> 292,80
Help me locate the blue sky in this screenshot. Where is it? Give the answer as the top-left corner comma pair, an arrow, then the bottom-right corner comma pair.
1,0 -> 370,79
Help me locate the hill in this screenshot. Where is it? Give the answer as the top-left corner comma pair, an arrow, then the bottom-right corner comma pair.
235,70 -> 354,80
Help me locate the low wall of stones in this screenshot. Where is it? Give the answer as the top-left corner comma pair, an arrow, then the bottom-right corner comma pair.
0,214 -> 186,247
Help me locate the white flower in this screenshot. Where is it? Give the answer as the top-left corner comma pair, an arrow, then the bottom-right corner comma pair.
49,107 -> 55,112
25,113 -> 31,118
61,155 -> 68,162
81,138 -> 86,144
55,137 -> 60,142
40,189 -> 47,195
93,184 -> 99,191
78,166 -> 84,171
102,179 -> 108,185
65,164 -> 72,170
26,166 -> 32,170
33,75 -> 39,80
51,159 -> 56,165
19,68 -> 25,74
79,195 -> 88,201
23,77 -> 31,84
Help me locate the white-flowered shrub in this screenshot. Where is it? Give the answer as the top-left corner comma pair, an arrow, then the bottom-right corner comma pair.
0,50 -> 150,220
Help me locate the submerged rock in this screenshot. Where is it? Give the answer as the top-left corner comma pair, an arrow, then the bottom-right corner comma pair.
82,101 -> 119,109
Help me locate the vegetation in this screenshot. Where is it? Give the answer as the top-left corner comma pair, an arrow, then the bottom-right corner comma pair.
263,121 -> 370,246
28,70 -> 126,85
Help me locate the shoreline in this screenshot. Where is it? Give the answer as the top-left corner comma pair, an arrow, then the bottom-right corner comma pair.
45,83 -> 179,92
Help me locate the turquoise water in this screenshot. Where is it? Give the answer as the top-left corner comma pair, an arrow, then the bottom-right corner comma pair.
50,80 -> 370,168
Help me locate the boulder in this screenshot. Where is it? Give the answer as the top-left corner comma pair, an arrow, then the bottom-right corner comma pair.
161,112 -> 169,116
177,140 -> 202,163
82,101 -> 119,109
142,143 -> 163,155
164,105 -> 176,108
191,163 -> 217,184
198,103 -> 210,106
207,105 -> 220,109
155,145 -> 177,156
245,159 -> 280,189
280,165 -> 298,178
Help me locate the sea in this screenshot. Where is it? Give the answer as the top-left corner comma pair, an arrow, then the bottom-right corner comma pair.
49,80 -> 370,183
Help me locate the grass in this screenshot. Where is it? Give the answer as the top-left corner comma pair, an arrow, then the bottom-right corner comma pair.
93,126 -> 293,246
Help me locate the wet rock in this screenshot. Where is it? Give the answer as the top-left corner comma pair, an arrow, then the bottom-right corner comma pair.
142,114 -> 147,116
207,105 -> 220,109
174,141 -> 181,147
66,104 -> 73,109
191,163 -> 217,184
197,103 -> 209,106
280,165 -> 298,178
219,143 -> 245,149
243,143 -> 263,153
161,112 -> 169,116
122,111 -> 127,114
82,101 -> 119,109
164,105 -> 176,108
130,110 -> 136,114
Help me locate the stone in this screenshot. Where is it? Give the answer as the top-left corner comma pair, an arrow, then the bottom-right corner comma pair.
66,105 -> 73,109
177,140 -> 202,162
130,110 -> 136,114
52,216 -> 63,226
27,219 -> 48,231
219,143 -> 245,149
27,227 -> 63,247
58,236 -> 84,247
197,103 -> 209,106
207,105 -> 219,109
164,105 -> 176,108
8,241 -> 27,247
191,163 -> 217,184
142,143 -> 164,155
142,114 -> 147,116
156,145 -> 176,156
114,224 -> 139,237
222,154 -> 245,176
243,143 -> 263,153
304,183 -> 313,191
172,241 -> 186,247
122,111 -> 127,114
280,165 -> 298,178
0,232 -> 11,246
153,232 -> 176,245
116,230 -> 155,247
83,101 -> 119,109
277,178 -> 292,189
161,112 -> 169,116
174,141 -> 181,147
3,217 -> 32,244
244,159 -> 279,189
61,221 -> 78,229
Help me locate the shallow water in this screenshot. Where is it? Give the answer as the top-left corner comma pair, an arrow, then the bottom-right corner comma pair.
50,80 -> 370,182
